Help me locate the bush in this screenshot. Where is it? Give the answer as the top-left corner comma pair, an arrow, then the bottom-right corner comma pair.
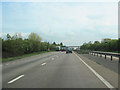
80,39 -> 119,52
2,33 -> 58,58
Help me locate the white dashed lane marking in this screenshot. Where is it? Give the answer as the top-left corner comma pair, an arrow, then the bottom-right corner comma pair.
8,75 -> 24,84
41,63 -> 46,66
52,58 -> 54,60
5,63 -> 9,65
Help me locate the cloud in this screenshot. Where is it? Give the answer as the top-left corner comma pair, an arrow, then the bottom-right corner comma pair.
2,2 -> 118,45
1,0 -> 119,2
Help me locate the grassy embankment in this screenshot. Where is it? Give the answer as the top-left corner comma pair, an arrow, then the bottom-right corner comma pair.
2,51 -> 51,63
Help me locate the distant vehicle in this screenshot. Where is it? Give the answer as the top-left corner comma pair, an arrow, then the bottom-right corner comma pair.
61,46 -> 66,51
56,46 -> 61,51
66,48 -> 72,54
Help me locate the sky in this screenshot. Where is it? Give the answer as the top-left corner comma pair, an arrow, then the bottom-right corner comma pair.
2,1 -> 118,46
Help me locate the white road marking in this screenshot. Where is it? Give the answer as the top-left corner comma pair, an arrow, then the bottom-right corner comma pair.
73,52 -> 115,89
41,63 -> 46,66
52,58 -> 54,60
5,63 -> 9,65
8,75 -> 24,84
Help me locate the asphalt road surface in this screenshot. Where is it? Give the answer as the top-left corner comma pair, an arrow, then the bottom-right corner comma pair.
82,54 -> 118,74
2,51 -> 117,89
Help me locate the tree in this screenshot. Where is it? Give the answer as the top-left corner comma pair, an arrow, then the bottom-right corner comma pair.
28,32 -> 42,41
80,39 -> 118,52
0,37 -> 2,51
102,38 -> 111,43
11,33 -> 22,40
6,34 -> 11,40
94,41 -> 100,44
28,32 -> 42,52
53,42 -> 56,45
2,32 -> 59,58
60,42 -> 63,46
88,41 -> 92,44
83,42 -> 87,45
118,38 -> 120,52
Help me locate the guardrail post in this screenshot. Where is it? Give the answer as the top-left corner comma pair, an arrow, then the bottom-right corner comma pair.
91,51 -> 119,62
105,55 -> 106,59
111,56 -> 112,61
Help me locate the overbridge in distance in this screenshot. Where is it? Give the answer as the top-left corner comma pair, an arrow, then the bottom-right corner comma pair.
66,46 -> 80,50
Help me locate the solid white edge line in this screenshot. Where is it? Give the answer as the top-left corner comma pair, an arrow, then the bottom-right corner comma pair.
73,52 -> 115,89
8,75 -> 24,84
41,63 -> 46,66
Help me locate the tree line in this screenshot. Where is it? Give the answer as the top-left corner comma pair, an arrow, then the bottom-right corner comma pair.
2,32 -> 63,58
80,38 -> 120,52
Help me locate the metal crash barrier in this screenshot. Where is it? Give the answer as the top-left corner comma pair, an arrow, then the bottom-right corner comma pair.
89,51 -> 120,63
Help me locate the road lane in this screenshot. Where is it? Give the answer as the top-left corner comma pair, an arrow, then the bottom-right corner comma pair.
3,52 -> 58,73
82,54 -> 118,74
76,53 -> 118,88
74,52 -> 114,89
3,52 -> 59,85
3,52 -> 109,88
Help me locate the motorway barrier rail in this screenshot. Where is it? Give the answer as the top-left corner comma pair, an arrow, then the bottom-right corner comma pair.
89,51 -> 120,63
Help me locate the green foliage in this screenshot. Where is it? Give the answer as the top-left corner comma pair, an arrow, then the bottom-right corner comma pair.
60,42 -> 63,46
52,42 -> 56,45
2,32 -> 59,58
80,39 -> 119,52
28,32 -> 42,41
2,51 -> 50,62
3,34 -> 24,56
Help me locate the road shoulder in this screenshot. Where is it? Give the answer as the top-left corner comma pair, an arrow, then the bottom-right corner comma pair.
75,52 -> 118,88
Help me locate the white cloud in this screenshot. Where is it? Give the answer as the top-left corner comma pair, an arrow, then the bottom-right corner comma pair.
1,0 -> 119,2
2,2 -> 118,45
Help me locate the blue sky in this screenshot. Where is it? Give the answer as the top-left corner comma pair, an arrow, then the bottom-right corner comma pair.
2,2 -> 118,45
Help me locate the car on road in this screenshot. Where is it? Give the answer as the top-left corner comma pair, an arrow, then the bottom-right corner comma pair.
66,48 -> 72,54
61,46 -> 66,51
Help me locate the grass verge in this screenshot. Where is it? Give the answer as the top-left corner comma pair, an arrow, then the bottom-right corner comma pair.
2,51 -> 51,63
